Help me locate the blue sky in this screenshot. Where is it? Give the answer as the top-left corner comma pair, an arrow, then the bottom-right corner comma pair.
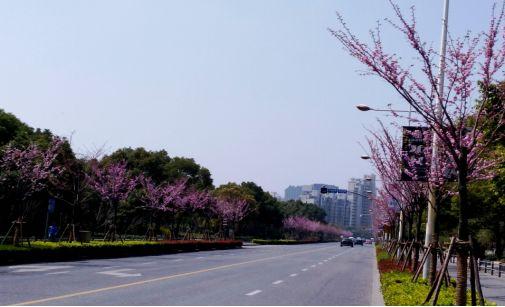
0,1 -> 497,195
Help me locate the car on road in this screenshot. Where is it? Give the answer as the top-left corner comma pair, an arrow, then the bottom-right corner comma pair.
340,238 -> 354,247
365,239 -> 372,244
354,238 -> 364,246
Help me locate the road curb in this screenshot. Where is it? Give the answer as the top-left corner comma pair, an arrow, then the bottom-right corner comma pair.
371,244 -> 385,306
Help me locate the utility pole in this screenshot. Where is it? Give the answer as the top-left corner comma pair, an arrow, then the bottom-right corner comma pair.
423,0 -> 449,279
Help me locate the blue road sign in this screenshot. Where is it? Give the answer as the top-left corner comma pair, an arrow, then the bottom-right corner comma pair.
320,187 -> 347,194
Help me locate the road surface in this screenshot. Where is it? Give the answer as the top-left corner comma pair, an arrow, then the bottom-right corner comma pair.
0,243 -> 382,305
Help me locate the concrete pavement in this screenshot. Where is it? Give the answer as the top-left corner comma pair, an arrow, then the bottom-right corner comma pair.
0,243 -> 382,305
448,261 -> 505,305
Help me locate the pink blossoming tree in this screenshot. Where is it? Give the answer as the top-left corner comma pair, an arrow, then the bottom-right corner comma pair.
283,216 -> 345,241
87,160 -> 137,241
330,2 -> 505,302
212,197 -> 249,239
0,137 -> 64,244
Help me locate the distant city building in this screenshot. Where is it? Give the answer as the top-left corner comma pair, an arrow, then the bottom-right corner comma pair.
299,183 -> 336,205
284,185 -> 303,201
320,192 -> 348,227
347,175 -> 376,231
282,177 -> 376,231
299,183 -> 339,226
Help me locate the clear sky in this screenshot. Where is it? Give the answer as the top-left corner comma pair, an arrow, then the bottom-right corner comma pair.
0,1 -> 497,195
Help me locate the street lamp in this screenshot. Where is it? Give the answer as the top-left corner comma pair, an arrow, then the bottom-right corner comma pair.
355,104 -> 412,113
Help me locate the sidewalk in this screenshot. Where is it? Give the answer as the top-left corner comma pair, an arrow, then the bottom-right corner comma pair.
448,262 -> 505,305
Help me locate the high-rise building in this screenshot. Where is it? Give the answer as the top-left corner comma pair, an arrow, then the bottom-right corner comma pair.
320,192 -> 349,227
336,193 -> 350,227
284,185 -> 303,201
346,175 -> 376,231
347,178 -> 362,228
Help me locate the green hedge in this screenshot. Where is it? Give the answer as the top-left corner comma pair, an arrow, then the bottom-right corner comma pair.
0,240 -> 242,265
251,239 -> 336,245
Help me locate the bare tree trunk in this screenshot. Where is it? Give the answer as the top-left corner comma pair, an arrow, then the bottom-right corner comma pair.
407,213 -> 413,241
112,202 -> 118,242
456,154 -> 469,306
495,223 -> 503,259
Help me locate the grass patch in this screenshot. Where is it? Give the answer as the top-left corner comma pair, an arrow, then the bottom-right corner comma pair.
376,248 -> 390,262
381,270 -> 456,305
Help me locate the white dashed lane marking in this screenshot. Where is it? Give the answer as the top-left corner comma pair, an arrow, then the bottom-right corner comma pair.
289,273 -> 298,277
246,290 -> 262,296
46,271 -> 70,275
97,269 -> 141,278
272,280 -> 283,285
302,268 -> 308,271
9,265 -> 73,273
138,262 -> 156,266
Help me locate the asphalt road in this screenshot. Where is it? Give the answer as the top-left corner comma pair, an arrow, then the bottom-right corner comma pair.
0,243 -> 381,306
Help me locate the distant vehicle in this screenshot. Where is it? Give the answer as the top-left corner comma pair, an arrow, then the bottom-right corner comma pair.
354,238 -> 364,246
341,238 -> 354,247
365,239 -> 372,244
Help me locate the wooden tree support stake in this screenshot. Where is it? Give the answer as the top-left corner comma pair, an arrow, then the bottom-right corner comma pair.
424,237 -> 456,305
469,236 -> 485,305
412,243 -> 432,282
402,241 -> 415,271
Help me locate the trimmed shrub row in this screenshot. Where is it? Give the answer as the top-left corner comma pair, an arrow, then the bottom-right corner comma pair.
0,240 -> 242,265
